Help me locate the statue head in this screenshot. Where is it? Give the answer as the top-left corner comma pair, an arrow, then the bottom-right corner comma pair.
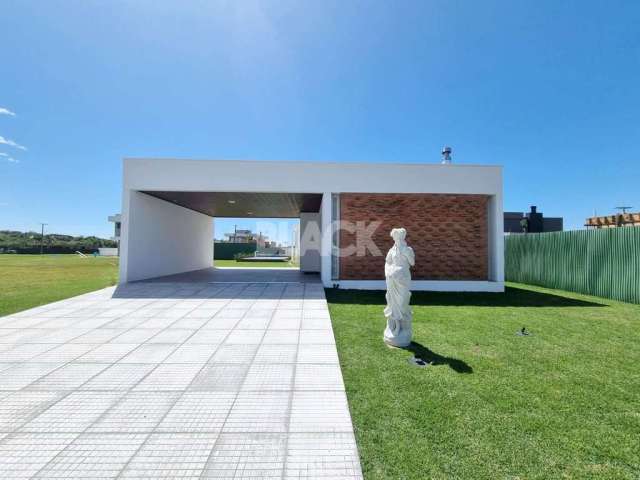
390,228 -> 407,244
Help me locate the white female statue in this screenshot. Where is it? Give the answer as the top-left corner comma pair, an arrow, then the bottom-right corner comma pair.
383,228 -> 415,347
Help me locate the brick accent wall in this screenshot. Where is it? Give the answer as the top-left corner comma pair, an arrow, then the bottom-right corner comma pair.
339,193 -> 489,281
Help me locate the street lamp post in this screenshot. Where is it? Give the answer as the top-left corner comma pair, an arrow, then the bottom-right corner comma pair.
40,223 -> 48,255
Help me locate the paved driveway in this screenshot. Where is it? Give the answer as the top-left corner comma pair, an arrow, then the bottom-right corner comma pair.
0,281 -> 363,479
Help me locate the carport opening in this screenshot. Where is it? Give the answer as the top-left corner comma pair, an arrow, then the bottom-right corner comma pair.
213,217 -> 300,269
140,191 -> 323,274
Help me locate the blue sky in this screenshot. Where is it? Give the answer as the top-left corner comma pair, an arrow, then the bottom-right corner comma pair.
1,0 -> 639,238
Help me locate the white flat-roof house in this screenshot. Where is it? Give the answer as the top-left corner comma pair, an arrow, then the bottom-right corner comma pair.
108,213 -> 121,242
119,158 -> 504,291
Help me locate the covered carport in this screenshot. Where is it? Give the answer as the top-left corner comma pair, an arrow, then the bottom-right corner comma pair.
120,189 -> 323,283
119,159 -> 329,284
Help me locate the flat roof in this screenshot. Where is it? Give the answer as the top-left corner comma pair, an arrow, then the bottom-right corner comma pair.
124,157 -> 502,169
123,158 -> 502,197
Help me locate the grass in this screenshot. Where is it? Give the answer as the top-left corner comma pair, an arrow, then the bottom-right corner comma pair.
326,283 -> 640,480
214,259 -> 298,268
0,254 -> 119,317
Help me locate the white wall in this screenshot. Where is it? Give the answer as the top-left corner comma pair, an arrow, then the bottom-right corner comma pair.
487,193 -> 504,282
299,212 -> 321,273
320,192 -> 333,287
119,190 -> 213,283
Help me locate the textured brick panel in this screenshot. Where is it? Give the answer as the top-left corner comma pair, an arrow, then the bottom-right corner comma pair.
339,193 -> 489,280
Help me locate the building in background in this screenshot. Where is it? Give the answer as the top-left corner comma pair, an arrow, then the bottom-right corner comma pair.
105,214 -> 121,256
504,206 -> 563,233
108,214 -> 121,242
585,211 -> 640,229
223,229 -> 273,249
223,229 -> 255,243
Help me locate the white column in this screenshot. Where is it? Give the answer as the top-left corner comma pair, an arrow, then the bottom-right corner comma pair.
299,213 -> 321,273
486,192 -> 505,286
118,188 -> 132,284
320,192 -> 333,287
211,217 -> 215,267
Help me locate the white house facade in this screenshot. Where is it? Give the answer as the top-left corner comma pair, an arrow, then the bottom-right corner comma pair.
119,158 -> 504,291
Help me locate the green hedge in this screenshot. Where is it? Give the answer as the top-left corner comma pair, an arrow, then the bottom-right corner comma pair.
0,247 -> 100,255
214,242 -> 257,260
505,228 -> 640,304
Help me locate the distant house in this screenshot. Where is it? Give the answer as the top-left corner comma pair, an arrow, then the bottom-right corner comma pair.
585,212 -> 640,229
224,230 -> 275,248
224,229 -> 256,243
106,214 -> 121,256
108,214 -> 121,242
223,229 -> 274,249
504,206 -> 563,233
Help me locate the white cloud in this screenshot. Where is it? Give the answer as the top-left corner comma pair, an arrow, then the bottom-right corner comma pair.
0,107 -> 16,116
0,152 -> 19,163
0,136 -> 26,151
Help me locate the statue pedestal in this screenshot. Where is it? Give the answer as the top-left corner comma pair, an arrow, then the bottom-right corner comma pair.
383,326 -> 412,348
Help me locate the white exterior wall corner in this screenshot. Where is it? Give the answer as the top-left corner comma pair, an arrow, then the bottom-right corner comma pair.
299,212 -> 322,273
119,190 -> 213,283
320,192 -> 333,287
120,158 -> 504,291
487,174 -> 505,283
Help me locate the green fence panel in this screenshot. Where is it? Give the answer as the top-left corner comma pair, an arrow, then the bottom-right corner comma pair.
213,242 -> 257,260
505,228 -> 640,304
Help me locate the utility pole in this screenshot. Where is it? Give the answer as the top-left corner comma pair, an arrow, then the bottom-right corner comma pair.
233,224 -> 237,243
39,223 -> 48,255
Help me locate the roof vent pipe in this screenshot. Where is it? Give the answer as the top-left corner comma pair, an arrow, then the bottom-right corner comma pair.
441,146 -> 452,164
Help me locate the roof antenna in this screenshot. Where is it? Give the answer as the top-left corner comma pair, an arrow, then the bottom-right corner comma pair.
441,146 -> 452,164
615,206 -> 633,214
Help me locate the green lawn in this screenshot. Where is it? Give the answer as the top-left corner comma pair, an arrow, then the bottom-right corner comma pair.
0,255 -> 297,317
214,259 -> 298,268
326,283 -> 640,480
0,254 -> 119,317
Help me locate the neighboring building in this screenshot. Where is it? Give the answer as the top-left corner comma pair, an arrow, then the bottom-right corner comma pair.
504,206 -> 563,233
118,158 -> 504,291
585,212 -> 640,229
108,214 -> 121,242
223,229 -> 257,243
223,229 -> 272,249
